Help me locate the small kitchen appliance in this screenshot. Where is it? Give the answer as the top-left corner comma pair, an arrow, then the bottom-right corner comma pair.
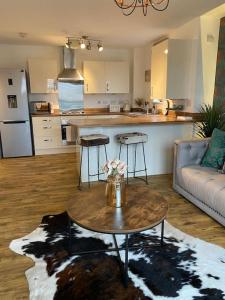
30,101 -> 51,114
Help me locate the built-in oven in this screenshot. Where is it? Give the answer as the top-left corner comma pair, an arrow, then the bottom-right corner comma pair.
61,118 -> 76,145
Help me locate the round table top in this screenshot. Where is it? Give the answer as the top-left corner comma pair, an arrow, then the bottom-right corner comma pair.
67,183 -> 168,234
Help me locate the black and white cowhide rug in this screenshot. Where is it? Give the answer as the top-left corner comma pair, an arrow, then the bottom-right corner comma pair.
10,212 -> 225,300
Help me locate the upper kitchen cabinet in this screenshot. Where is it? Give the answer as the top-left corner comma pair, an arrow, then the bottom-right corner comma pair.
151,39 -> 191,99
83,61 -> 105,94
105,62 -> 129,94
83,61 -> 129,94
28,58 -> 58,94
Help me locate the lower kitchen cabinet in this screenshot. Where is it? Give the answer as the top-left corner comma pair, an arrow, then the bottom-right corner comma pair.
32,116 -> 77,155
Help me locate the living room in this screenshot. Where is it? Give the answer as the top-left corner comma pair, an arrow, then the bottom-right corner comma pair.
0,1 -> 225,299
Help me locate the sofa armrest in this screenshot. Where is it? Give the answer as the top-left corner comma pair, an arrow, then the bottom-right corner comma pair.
174,138 -> 210,169
173,138 -> 210,188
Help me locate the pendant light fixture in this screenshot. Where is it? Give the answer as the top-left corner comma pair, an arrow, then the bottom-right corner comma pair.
114,0 -> 169,16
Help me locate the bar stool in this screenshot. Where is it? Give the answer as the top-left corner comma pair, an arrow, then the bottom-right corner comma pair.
116,132 -> 148,184
78,134 -> 109,189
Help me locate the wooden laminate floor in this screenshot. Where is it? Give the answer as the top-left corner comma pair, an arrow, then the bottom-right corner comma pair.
0,153 -> 224,300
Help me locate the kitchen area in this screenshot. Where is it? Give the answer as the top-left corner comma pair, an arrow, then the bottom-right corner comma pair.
0,37 -> 196,174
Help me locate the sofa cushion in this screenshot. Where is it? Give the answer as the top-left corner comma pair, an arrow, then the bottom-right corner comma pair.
177,165 -> 225,216
201,128 -> 225,169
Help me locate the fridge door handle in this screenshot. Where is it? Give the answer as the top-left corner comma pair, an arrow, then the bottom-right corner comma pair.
3,121 -> 26,124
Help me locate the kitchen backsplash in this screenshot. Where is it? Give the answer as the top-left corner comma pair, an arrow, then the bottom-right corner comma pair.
29,92 -> 131,110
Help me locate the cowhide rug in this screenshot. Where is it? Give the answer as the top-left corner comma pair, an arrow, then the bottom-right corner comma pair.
10,212 -> 225,300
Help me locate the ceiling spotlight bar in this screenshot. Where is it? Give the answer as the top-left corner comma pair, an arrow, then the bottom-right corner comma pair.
65,36 -> 104,52
114,0 -> 169,16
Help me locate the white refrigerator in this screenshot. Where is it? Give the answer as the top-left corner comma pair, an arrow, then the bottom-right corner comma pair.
0,69 -> 33,158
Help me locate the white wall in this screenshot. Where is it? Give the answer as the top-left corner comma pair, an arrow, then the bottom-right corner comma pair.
0,44 -> 132,109
169,17 -> 203,112
201,4 -> 225,105
200,16 -> 220,105
132,44 -> 151,107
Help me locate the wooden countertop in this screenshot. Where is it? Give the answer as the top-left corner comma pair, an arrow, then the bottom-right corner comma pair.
68,114 -> 194,128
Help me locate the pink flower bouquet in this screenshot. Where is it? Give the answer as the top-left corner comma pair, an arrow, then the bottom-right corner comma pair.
102,159 -> 127,177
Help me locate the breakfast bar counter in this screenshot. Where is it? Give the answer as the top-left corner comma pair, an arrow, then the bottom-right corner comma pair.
69,115 -> 194,183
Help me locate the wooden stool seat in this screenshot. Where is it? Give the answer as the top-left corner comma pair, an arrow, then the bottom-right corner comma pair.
80,134 -> 110,147
116,132 -> 148,144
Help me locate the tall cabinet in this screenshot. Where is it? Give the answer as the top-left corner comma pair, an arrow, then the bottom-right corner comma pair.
83,61 -> 129,94
151,39 -> 191,99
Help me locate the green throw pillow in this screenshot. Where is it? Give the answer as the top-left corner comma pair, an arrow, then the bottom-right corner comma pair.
201,128 -> 225,169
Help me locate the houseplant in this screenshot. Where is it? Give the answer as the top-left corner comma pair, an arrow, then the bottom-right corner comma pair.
196,104 -> 225,138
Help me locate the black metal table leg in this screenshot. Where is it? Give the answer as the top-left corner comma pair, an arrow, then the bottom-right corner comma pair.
124,234 -> 129,287
161,220 -> 164,247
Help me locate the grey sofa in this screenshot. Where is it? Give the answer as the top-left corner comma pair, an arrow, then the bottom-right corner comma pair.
173,138 -> 225,227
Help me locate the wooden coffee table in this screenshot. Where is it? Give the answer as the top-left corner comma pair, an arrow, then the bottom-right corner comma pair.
67,183 -> 168,287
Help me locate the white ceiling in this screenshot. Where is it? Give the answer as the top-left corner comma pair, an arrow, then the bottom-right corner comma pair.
0,0 -> 224,48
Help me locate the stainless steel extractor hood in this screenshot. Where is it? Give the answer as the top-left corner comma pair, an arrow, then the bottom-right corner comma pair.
58,47 -> 84,83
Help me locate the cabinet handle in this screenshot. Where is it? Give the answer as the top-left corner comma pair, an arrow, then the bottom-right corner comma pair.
106,83 -> 109,92
86,83 -> 88,92
43,119 -> 48,122
43,126 -> 52,129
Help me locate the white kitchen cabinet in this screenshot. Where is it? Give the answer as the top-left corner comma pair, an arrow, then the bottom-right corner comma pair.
151,39 -> 191,99
28,58 -> 58,94
32,117 -> 62,153
32,116 -> 83,155
83,61 -> 105,94
83,61 -> 129,94
105,62 -> 129,93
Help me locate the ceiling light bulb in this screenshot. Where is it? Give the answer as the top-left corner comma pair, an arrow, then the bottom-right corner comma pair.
98,43 -> 103,52
80,39 -> 86,49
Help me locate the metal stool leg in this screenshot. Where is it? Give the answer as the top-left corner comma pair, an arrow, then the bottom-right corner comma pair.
119,143 -> 122,160
126,144 -> 129,184
134,143 -> 137,178
78,146 -> 83,189
87,146 -> 90,188
104,144 -> 108,161
142,142 -> 148,184
97,145 -> 100,181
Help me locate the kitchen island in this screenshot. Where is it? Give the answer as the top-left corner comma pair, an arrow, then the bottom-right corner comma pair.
69,115 -> 194,183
